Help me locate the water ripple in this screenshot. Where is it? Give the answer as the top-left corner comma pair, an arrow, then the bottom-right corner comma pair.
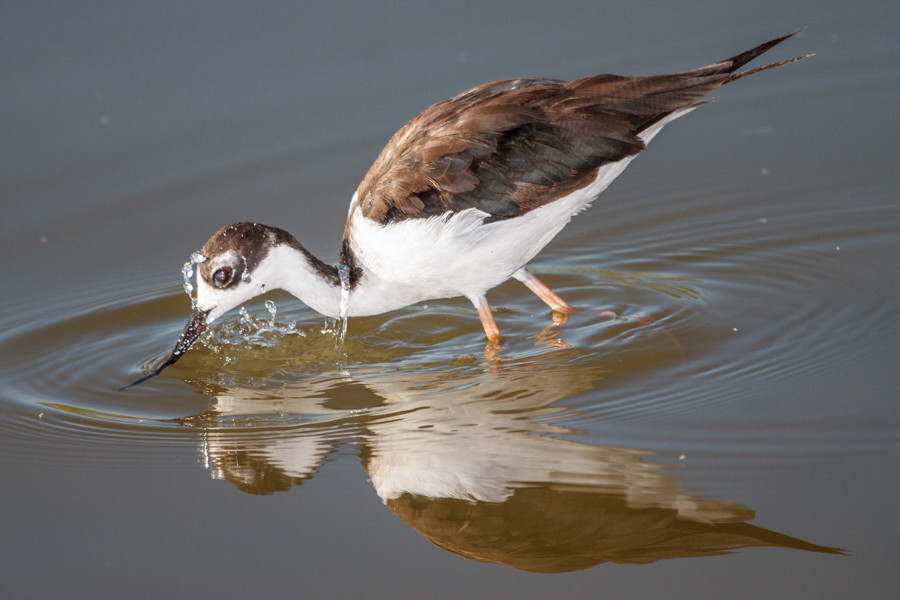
0,185 -> 896,466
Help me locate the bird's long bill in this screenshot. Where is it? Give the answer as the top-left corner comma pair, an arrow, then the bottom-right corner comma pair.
120,307 -> 210,391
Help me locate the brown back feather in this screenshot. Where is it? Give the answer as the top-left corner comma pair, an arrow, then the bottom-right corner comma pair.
350,32 -> 807,229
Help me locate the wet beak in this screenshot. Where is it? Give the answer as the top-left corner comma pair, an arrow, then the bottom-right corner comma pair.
120,307 -> 211,391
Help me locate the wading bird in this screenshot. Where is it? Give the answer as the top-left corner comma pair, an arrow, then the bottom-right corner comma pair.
124,32 -> 809,389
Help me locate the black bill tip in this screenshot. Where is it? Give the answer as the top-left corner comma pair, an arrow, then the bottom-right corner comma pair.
120,307 -> 211,391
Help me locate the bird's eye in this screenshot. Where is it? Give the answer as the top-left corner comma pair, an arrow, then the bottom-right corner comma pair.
213,267 -> 233,288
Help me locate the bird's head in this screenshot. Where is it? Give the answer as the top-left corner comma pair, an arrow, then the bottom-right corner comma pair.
122,222 -> 310,389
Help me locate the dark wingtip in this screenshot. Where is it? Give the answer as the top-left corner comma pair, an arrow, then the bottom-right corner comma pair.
726,52 -> 814,84
724,29 -> 804,73
721,29 -> 812,84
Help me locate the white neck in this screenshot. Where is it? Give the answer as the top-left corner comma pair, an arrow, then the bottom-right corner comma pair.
256,244 -> 345,319
196,237 -> 452,324
255,243 -> 425,320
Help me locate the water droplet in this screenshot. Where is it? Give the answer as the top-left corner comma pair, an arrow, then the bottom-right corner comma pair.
265,300 -> 277,317
182,251 -> 205,309
337,263 -> 351,342
241,256 -> 251,283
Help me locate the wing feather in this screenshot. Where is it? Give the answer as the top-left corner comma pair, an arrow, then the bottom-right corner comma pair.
349,32 -> 807,228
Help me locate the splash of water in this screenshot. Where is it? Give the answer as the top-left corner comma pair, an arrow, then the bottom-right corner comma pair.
206,302 -> 303,359
241,256 -> 251,283
337,263 -> 351,343
182,251 -> 206,309
265,299 -> 277,328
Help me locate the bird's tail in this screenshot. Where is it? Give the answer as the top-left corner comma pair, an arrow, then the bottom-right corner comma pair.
719,30 -> 814,84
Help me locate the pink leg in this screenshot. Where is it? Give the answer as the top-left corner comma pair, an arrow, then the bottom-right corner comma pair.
470,295 -> 504,342
514,268 -> 681,355
513,268 -> 576,313
513,268 -> 615,317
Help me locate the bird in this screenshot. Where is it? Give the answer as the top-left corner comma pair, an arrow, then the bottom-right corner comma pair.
123,31 -> 810,389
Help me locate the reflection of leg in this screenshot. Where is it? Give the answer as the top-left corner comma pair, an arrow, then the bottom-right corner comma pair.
513,267 -> 576,313
531,316 -> 571,349
469,294 -> 503,342
513,267 -> 616,318
483,338 -> 503,364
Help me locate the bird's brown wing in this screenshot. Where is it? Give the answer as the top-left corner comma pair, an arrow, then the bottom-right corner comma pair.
350,31 -> 807,227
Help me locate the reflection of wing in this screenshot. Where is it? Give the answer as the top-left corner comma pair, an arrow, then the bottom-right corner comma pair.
359,362 -> 846,570
388,490 -> 844,572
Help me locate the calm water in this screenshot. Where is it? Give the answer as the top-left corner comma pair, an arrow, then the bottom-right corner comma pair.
2,1 -> 898,598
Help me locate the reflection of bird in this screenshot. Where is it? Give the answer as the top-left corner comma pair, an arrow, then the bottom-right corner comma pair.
184,359 -> 845,571
127,33 -> 808,386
